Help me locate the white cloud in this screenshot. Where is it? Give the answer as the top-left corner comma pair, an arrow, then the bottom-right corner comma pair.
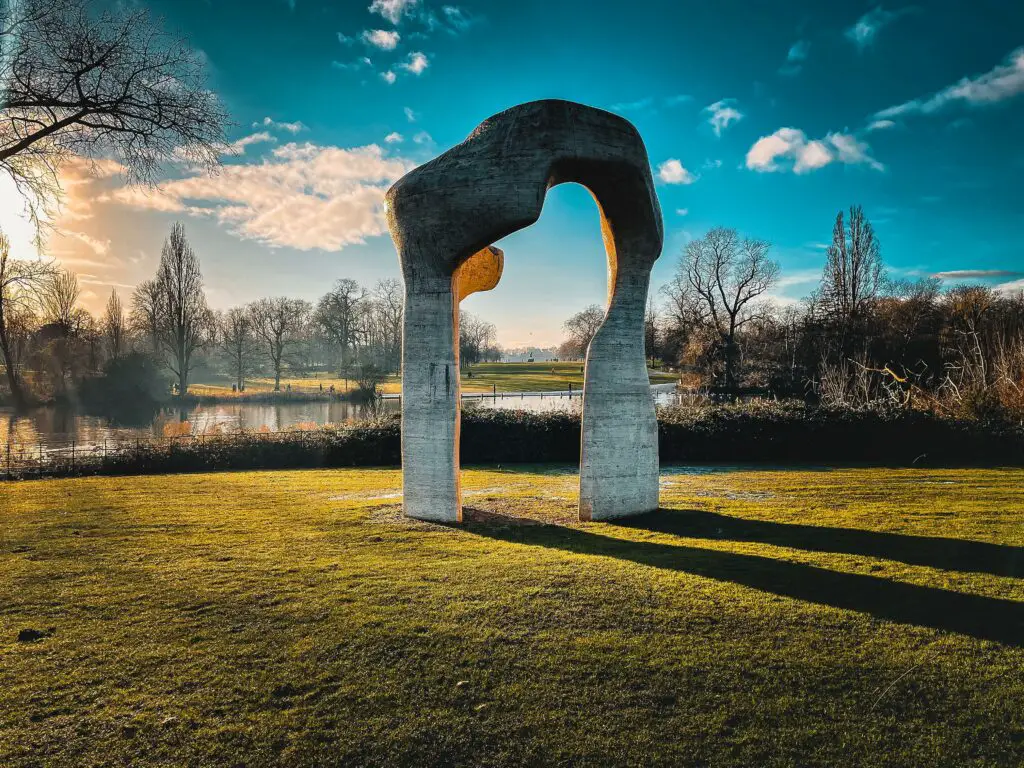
368,0 -> 420,24
254,117 -> 306,134
875,47 -> 1024,119
996,279 -> 1024,295
109,143 -> 413,252
381,70 -> 397,84
412,131 -> 433,144
363,29 -> 400,50
384,132 -> 404,143
676,208 -> 689,216
867,119 -> 896,131
337,32 -> 354,45
401,51 -> 429,74
656,159 -> 696,185
846,6 -> 911,50
228,131 -> 277,155
404,106 -> 417,122
745,128 -> 884,174
704,99 -> 743,137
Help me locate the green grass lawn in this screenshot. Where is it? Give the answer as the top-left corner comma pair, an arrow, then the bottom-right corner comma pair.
191,361 -> 679,396
2,466 -> 1022,766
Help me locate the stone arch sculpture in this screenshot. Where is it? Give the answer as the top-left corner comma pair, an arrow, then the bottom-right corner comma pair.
385,99 -> 664,523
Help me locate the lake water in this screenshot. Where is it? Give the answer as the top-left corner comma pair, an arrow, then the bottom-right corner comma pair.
1,385 -> 681,450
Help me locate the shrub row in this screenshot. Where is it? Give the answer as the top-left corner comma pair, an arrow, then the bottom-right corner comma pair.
5,404 -> 1024,480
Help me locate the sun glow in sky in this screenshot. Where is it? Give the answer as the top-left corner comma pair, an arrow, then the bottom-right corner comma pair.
2,0 -> 1023,346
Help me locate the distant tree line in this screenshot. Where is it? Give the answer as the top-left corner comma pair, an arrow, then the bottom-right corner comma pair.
560,205 -> 1024,421
0,221 -> 509,407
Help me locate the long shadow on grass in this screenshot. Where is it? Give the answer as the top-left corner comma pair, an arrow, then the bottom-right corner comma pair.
620,509 -> 1024,579
465,514 -> 1024,647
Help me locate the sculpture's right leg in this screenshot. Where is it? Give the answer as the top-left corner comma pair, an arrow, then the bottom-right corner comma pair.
401,276 -> 461,522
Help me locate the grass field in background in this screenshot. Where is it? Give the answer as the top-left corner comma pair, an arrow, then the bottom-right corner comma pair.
190,362 -> 679,397
2,466 -> 1022,766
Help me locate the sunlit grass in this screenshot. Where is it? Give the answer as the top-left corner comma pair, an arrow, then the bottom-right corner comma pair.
190,362 -> 679,397
2,466 -> 1021,765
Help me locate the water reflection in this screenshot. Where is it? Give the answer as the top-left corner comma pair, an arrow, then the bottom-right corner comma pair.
1,385 -> 681,450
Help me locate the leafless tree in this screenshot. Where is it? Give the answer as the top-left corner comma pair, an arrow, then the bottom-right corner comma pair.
0,0 -> 227,232
674,227 -> 779,391
220,305 -> 257,392
102,288 -> 125,360
249,297 -> 310,391
154,222 -> 209,396
559,304 -> 605,360
458,310 -> 496,368
39,269 -> 79,330
819,205 -> 884,339
315,278 -> 365,373
0,230 -> 52,406
130,278 -> 162,353
370,278 -> 403,372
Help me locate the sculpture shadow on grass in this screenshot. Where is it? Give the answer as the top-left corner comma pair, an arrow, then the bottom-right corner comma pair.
461,508 -> 1024,648
623,508 -> 1024,579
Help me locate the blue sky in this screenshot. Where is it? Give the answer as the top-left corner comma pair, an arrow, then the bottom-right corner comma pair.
4,0 -> 1023,346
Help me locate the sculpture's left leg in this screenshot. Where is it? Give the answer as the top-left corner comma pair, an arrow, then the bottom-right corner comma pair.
579,263 -> 659,521
401,276 -> 461,523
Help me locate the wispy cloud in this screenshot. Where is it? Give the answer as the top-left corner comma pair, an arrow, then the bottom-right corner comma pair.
441,6 -> 474,33
704,99 -> 743,137
254,117 -> 306,134
363,29 -> 401,50
656,159 -> 696,185
228,131 -> 277,155
332,56 -> 373,72
368,0 -> 420,24
746,128 -> 884,174
65,231 -> 112,256
404,107 -> 417,122
412,131 -> 434,145
875,47 -> 1024,120
401,51 -> 429,74
109,143 -> 413,252
381,70 -> 397,84
610,94 -> 691,113
384,132 -> 404,143
779,40 -> 809,76
867,119 -> 896,131
846,6 -> 912,50
932,269 -> 1024,280
774,268 -> 825,290
676,208 -> 689,216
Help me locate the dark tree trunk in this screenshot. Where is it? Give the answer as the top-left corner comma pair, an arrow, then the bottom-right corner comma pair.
0,325 -> 28,410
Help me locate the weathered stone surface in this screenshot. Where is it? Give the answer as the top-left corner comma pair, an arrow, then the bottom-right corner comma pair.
386,99 -> 663,523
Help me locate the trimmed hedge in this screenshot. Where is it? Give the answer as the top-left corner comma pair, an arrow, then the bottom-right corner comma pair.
5,404 -> 1024,480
